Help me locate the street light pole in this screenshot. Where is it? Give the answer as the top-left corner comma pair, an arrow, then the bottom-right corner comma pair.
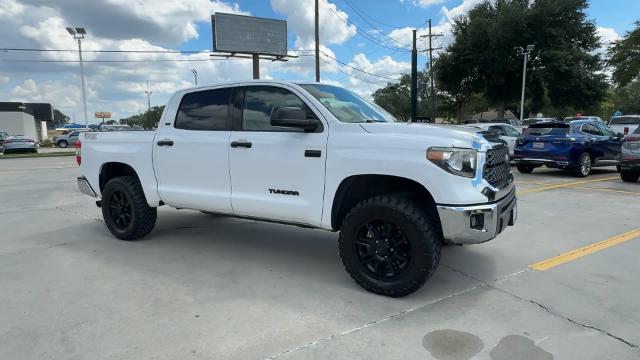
517,44 -> 535,123
66,26 -> 88,128
144,80 -> 152,111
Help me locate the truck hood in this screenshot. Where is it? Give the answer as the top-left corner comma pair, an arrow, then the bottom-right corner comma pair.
360,122 -> 498,149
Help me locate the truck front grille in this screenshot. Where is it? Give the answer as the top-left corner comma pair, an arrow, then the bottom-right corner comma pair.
484,145 -> 512,189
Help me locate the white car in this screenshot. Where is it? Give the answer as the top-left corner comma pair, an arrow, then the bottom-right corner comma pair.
471,123 -> 521,158
608,115 -> 640,136
76,80 -> 516,297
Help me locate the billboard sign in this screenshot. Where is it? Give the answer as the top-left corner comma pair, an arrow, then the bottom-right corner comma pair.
212,13 -> 287,56
95,112 -> 111,119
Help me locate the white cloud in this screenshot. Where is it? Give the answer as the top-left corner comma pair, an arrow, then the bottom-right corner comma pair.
343,53 -> 410,97
271,0 -> 356,49
0,74 -> 8,85
597,27 -> 620,47
412,0 -> 446,8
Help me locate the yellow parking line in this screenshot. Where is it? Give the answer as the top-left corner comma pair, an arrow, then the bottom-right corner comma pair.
518,176 -> 619,195
514,180 -> 549,185
570,186 -> 640,196
530,228 -> 640,271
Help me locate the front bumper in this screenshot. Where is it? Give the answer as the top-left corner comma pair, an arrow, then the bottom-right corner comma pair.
77,176 -> 98,198
436,188 -> 517,245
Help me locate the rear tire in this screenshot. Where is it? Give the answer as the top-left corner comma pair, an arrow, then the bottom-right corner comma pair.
620,170 -> 640,183
573,153 -> 592,177
102,176 -> 157,240
338,195 -> 441,297
517,164 -> 534,174
58,140 -> 68,148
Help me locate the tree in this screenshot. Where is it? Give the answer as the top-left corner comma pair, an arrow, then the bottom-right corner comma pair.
607,81 -> 640,115
434,0 -> 607,119
372,71 -> 433,121
608,20 -> 640,86
119,106 -> 165,129
52,109 -> 70,128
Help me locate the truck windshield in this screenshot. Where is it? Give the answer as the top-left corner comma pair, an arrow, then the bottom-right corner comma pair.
299,84 -> 397,123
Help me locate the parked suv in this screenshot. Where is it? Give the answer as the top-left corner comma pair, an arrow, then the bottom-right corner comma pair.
75,80 -> 516,297
620,126 -> 640,183
514,120 -> 623,177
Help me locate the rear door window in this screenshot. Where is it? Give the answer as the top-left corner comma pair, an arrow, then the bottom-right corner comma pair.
175,88 -> 231,130
580,123 -> 602,136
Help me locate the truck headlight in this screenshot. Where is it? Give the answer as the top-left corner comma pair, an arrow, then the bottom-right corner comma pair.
427,147 -> 478,178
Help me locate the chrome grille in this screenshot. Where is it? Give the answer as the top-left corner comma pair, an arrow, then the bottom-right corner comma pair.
484,145 -> 511,188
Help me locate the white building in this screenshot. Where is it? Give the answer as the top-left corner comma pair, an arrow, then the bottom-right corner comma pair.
0,102 -> 53,140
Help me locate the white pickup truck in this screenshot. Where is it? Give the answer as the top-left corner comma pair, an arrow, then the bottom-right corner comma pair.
77,80 -> 516,297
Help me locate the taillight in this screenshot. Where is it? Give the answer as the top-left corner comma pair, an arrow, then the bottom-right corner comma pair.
624,127 -> 629,135
75,140 -> 81,166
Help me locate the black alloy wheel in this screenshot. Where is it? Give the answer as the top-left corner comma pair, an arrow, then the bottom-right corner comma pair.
108,190 -> 132,229
355,220 -> 412,280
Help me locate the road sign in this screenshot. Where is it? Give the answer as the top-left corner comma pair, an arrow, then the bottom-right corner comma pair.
212,13 -> 287,56
95,112 -> 111,119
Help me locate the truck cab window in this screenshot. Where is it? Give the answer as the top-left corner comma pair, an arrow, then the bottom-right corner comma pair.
242,86 -> 317,132
175,88 -> 231,130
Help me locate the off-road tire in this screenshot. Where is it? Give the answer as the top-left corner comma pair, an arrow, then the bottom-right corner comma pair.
517,164 -> 534,174
58,140 -> 68,148
620,170 -> 640,183
572,153 -> 592,178
102,176 -> 157,240
338,195 -> 442,297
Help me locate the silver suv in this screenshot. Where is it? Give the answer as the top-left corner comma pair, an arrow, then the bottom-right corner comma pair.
620,126 -> 640,183
53,130 -> 88,148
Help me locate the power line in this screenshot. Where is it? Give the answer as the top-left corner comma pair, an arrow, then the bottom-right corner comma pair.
340,0 -> 418,29
0,58 -> 229,63
319,57 -> 389,87
320,0 -> 410,53
320,50 -> 401,81
1,47 -> 315,54
340,0 -> 411,48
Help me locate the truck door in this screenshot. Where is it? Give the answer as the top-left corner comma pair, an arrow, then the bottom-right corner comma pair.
153,87 -> 233,213
228,85 -> 328,226
596,122 -> 623,160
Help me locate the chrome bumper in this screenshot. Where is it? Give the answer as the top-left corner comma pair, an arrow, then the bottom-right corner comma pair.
77,176 -> 98,198
436,189 -> 517,245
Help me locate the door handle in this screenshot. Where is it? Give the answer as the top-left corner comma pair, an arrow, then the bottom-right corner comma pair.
230,140 -> 252,148
157,139 -> 174,146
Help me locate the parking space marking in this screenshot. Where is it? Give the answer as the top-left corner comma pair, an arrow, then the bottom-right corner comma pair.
529,228 -> 640,271
514,179 -> 549,185
518,176 -> 619,195
570,186 -> 640,196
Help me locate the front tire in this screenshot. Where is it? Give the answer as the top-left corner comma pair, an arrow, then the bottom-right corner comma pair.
58,140 -> 68,148
338,196 -> 441,297
517,164 -> 534,174
102,176 -> 157,240
573,153 -> 592,177
620,170 -> 640,183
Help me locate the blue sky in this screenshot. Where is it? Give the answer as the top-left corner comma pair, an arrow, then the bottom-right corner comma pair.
0,0 -> 637,122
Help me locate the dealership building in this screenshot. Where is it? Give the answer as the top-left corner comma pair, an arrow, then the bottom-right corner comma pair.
0,102 -> 53,141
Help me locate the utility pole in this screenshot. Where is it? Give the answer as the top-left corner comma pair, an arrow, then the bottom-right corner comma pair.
419,19 -> 442,122
191,69 -> 198,85
315,0 -> 320,82
144,81 -> 152,111
411,30 -> 417,123
516,45 -> 535,122
66,27 -> 88,128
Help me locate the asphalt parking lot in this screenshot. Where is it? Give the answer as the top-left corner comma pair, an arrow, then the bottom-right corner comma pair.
1,156 -> 638,360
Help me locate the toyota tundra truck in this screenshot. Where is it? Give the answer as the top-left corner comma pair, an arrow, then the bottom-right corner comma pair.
76,80 -> 516,297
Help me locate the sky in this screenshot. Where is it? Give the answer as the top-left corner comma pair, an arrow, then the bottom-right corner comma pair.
0,0 -> 638,123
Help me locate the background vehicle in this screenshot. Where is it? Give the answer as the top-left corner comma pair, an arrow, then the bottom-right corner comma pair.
514,120 -> 623,177
100,124 -> 132,132
76,80 -> 516,297
608,115 -> 640,136
620,126 -> 640,183
515,118 -> 555,133
52,129 -> 89,148
471,123 -> 521,158
0,131 -> 9,151
564,115 -> 604,123
2,135 -> 38,154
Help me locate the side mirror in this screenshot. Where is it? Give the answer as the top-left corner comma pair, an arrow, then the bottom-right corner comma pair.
616,132 -> 624,139
271,107 -> 319,131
